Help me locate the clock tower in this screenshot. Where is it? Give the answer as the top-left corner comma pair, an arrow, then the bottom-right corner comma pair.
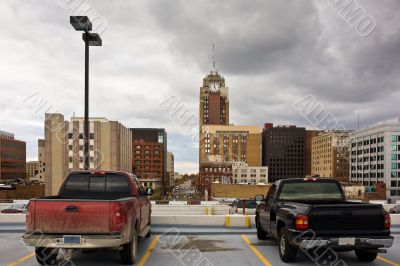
199,62 -> 229,127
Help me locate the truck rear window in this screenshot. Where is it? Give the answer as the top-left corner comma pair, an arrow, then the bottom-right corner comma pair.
61,173 -> 131,198
278,182 -> 344,201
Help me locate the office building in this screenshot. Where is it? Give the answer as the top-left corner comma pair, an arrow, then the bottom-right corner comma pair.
167,151 -> 174,191
305,130 -> 321,176
232,161 -> 268,184
0,131 -> 26,181
199,125 -> 261,189
349,121 -> 400,201
262,123 -> 305,182
37,139 -> 45,182
26,161 -> 39,180
30,139 -> 45,183
131,128 -> 167,192
311,131 -> 351,182
45,113 -> 132,195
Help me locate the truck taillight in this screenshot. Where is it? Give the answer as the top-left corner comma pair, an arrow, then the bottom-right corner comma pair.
111,204 -> 127,232
384,213 -> 391,229
295,215 -> 309,230
113,210 -> 127,225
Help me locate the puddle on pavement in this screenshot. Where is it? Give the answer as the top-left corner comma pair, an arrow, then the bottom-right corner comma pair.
160,236 -> 242,252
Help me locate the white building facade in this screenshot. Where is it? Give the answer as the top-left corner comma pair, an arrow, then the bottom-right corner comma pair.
232,161 -> 268,184
349,121 -> 400,202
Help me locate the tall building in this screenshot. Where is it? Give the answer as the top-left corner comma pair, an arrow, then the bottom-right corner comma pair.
37,139 -> 45,183
131,128 -> 167,192
262,123 -> 305,182
305,130 -> 321,176
0,130 -> 26,181
30,139 -> 46,183
349,121 -> 400,201
199,68 -> 229,127
26,161 -> 39,180
232,161 -> 268,184
167,151 -> 174,191
45,113 -> 132,195
199,125 -> 261,189
311,131 -> 351,182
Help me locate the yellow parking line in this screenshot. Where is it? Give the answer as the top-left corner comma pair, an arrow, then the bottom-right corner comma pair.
378,256 -> 400,266
7,252 -> 35,266
137,235 -> 160,266
241,235 -> 272,266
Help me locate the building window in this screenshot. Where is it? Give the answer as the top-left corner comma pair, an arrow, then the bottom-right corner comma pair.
158,132 -> 164,143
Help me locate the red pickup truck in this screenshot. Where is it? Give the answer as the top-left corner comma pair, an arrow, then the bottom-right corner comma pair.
23,171 -> 153,265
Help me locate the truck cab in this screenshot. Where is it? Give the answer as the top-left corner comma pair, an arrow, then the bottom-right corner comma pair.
255,178 -> 394,263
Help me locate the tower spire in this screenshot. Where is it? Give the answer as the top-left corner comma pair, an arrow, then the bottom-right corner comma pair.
212,43 -> 216,73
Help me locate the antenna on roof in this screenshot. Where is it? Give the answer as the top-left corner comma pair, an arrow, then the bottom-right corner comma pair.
212,43 -> 216,73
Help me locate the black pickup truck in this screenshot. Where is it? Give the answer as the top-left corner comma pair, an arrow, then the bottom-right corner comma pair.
255,178 -> 393,263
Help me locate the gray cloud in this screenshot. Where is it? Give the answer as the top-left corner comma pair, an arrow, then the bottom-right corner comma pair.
1,0 -> 399,173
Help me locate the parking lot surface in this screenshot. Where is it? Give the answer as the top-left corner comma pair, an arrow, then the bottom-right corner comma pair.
2,233 -> 399,266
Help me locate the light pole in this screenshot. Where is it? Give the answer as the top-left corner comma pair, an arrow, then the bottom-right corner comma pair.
70,16 -> 102,170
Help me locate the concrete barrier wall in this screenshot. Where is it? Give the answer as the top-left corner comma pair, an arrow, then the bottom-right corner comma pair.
0,214 -> 26,223
152,205 -> 230,215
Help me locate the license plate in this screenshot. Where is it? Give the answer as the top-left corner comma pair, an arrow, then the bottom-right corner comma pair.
63,235 -> 81,245
338,238 -> 355,246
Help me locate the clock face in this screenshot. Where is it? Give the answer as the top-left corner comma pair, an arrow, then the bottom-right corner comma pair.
209,82 -> 220,93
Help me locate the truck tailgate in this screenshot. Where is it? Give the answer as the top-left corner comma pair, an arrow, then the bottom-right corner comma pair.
310,203 -> 385,234
33,200 -> 111,234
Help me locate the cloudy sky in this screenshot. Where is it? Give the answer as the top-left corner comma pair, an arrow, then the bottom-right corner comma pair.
1,0 -> 400,173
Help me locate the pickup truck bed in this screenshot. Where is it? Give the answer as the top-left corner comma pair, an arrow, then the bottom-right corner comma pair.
23,171 -> 153,265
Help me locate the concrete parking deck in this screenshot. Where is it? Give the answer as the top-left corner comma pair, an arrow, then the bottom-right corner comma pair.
2,232 -> 400,266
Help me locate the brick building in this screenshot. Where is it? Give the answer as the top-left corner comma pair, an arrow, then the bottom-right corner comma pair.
131,128 -> 167,193
0,131 -> 26,181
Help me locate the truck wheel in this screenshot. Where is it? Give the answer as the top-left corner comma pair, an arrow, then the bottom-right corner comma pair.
146,215 -> 151,238
278,228 -> 298,262
121,228 -> 138,264
35,247 -> 58,265
256,217 -> 267,240
355,249 -> 378,262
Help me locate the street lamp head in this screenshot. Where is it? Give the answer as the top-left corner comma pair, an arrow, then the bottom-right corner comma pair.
82,33 -> 102,46
70,16 -> 92,31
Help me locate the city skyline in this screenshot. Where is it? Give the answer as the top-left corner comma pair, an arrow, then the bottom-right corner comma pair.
1,1 -> 400,173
